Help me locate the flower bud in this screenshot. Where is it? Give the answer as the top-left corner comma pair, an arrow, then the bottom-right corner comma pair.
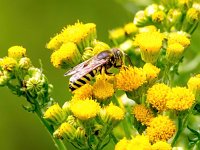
186,7 -> 200,24
92,40 -> 110,55
62,101 -> 71,116
82,47 -> 93,61
0,70 -> 11,86
67,115 -> 79,128
152,10 -> 166,23
133,10 -> 148,26
109,28 -> 125,45
50,42 -> 82,69
19,57 -> 32,69
138,25 -> 157,33
46,34 -> 63,51
166,9 -> 182,28
8,46 -> 26,59
75,127 -> 86,143
144,4 -> 159,18
54,122 -> 76,140
44,103 -> 66,125
166,43 -> 185,63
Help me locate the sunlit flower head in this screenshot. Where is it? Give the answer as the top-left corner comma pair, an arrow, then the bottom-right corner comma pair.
146,115 -> 176,143
147,83 -> 171,111
139,25 -> 157,33
61,22 -> 96,53
92,40 -> 110,55
166,43 -> 185,63
93,74 -> 114,100
115,66 -> 146,91
44,103 -> 66,125
124,22 -> 138,36
143,63 -> 160,81
187,74 -> 200,96
166,87 -> 195,111
127,134 -> 151,150
70,98 -> 100,120
134,31 -> 164,63
8,46 -> 26,59
115,138 -> 129,150
152,11 -> 166,23
151,141 -> 172,150
50,42 -> 81,69
46,34 -> 63,51
72,83 -> 93,100
186,7 -> 200,24
167,32 -> 190,48
133,104 -> 154,126
0,57 -> 17,71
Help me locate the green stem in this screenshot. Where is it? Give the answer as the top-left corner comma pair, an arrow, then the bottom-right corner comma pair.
110,132 -> 118,144
122,117 -> 131,139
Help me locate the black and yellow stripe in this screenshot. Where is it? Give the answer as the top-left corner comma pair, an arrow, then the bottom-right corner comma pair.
69,67 -> 101,92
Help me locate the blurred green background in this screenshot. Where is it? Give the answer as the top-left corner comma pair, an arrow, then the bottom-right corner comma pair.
0,0 -> 200,150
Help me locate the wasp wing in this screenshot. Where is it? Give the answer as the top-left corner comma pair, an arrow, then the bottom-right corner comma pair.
64,57 -> 93,76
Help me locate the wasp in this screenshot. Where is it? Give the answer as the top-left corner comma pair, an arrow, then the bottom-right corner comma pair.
64,48 -> 124,92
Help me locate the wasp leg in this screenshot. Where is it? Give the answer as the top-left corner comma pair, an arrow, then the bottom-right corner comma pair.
101,66 -> 114,75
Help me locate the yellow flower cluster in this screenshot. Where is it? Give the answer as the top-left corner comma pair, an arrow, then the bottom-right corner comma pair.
166,87 -> 195,111
143,63 -> 160,81
134,31 -> 164,63
72,84 -> 93,100
70,98 -> 100,120
147,83 -> 171,111
8,46 -> 26,59
0,57 -> 17,71
133,104 -> 154,126
115,135 -> 172,150
115,66 -> 146,91
124,22 -> 138,36
146,115 -> 176,143
167,32 -> 190,48
187,74 -> 200,96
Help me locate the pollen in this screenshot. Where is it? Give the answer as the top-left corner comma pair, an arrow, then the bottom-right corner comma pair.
70,98 -> 100,120
72,84 -> 93,100
93,74 -> 114,100
143,63 -> 160,81
133,104 -> 154,126
50,42 -> 81,69
166,87 -> 195,111
115,66 -> 146,91
168,32 -> 190,48
134,31 -> 164,63
146,115 -> 176,143
127,134 -> 151,150
147,83 -> 171,112
8,46 -> 26,59
0,57 -> 17,71
151,141 -> 172,150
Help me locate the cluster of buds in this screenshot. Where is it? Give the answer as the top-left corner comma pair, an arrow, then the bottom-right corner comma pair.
0,46 -> 53,111
43,99 -> 124,149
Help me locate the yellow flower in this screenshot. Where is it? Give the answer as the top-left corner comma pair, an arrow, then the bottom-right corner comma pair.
54,122 -> 76,140
72,84 -> 93,100
133,104 -> 154,126
127,134 -> 151,150
166,43 -> 185,63
109,28 -> 125,44
61,22 -> 96,53
186,7 -> 200,24
92,40 -> 110,55
50,42 -> 81,69
145,4 -> 159,17
151,141 -> 172,150
134,10 -> 148,26
147,83 -> 171,112
102,103 -> 125,123
124,23 -> 138,36
115,138 -> 129,150
19,57 -> 32,69
70,98 -> 100,120
168,32 -> 190,48
146,115 -> 176,143
166,87 -> 195,111
43,103 -> 66,125
46,34 -> 63,51
93,74 -> 114,100
134,31 -> 164,63
143,63 -> 160,81
8,46 -> 26,59
115,66 -> 146,91
152,11 -> 166,23
0,57 -> 17,71
187,74 -> 200,96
